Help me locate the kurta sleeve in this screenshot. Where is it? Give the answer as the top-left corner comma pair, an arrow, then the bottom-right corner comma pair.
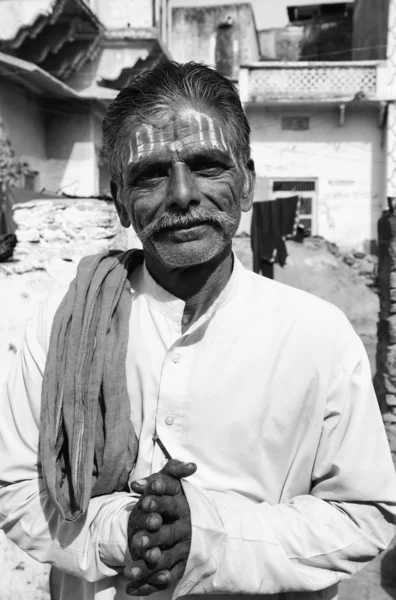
0,295 -> 137,582
175,317 -> 396,598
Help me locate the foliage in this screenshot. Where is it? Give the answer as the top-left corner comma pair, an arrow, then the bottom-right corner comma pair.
0,117 -> 30,190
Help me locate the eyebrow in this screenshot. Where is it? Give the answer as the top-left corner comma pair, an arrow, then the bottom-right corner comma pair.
181,147 -> 234,165
126,155 -> 172,182
127,147 -> 235,182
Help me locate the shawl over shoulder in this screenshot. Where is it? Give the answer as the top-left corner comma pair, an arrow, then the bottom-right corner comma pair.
40,249 -> 144,522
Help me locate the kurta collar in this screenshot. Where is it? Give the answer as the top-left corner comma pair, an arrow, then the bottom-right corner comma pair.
140,253 -> 243,327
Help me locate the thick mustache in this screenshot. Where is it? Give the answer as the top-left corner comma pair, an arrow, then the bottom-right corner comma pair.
137,207 -> 236,243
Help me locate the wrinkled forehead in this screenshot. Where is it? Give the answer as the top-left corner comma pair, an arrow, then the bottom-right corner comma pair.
127,108 -> 232,164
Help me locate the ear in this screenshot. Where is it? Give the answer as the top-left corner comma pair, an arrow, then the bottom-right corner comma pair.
111,181 -> 131,228
241,159 -> 255,213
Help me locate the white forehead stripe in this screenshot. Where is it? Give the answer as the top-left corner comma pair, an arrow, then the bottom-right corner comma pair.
143,124 -> 154,153
208,116 -> 220,149
128,109 -> 233,165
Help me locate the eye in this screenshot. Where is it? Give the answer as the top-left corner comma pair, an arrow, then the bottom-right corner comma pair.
192,162 -> 226,176
134,166 -> 169,185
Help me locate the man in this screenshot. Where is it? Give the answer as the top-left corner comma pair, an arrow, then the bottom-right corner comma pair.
0,61 -> 396,600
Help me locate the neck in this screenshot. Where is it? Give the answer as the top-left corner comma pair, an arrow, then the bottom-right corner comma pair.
144,245 -> 234,333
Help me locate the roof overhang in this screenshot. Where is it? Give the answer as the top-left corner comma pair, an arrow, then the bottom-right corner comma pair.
0,0 -> 104,81
98,28 -> 172,90
0,51 -> 117,102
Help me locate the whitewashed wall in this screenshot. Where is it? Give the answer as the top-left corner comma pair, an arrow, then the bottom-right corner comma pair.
0,81 -> 99,197
239,103 -> 385,250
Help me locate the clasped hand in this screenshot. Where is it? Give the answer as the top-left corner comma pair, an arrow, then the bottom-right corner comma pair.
125,459 -> 197,596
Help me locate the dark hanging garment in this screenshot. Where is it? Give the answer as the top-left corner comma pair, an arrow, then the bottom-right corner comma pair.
251,196 -> 301,279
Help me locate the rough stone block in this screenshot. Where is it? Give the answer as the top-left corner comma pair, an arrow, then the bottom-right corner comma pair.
388,315 -> 396,345
386,394 -> 396,407
15,228 -> 40,243
384,374 -> 396,395
389,272 -> 396,289
40,228 -> 68,242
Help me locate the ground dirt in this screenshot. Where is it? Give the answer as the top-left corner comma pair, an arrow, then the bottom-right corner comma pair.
0,237 -> 394,599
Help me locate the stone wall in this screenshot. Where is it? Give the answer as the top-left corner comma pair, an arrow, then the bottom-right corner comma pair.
375,202 -> 396,413
2,199 -> 128,276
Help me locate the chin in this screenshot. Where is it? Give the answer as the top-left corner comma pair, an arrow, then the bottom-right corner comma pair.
148,239 -> 228,269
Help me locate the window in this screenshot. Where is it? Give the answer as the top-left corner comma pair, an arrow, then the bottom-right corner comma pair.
271,179 -> 317,236
281,116 -> 310,131
23,170 -> 39,191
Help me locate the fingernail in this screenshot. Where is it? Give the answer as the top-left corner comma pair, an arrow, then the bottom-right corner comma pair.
147,499 -> 157,510
152,480 -> 159,492
140,535 -> 149,547
133,479 -> 147,487
184,463 -> 196,468
129,567 -> 141,579
157,572 -> 168,583
148,515 -> 157,528
147,547 -> 160,560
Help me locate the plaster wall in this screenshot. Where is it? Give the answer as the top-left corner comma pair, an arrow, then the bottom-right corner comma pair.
240,103 -> 385,250
0,82 -> 99,196
90,0 -> 154,28
44,106 -> 98,197
171,3 -> 259,77
0,81 -> 47,186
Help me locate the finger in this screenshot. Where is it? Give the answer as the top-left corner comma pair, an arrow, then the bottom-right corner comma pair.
146,474 -> 182,497
161,459 -> 197,480
130,461 -> 196,495
144,546 -> 162,565
132,510 -> 163,533
125,541 -> 190,584
131,522 -> 190,554
126,557 -> 188,595
130,479 -> 148,494
126,582 -> 165,596
147,560 -> 187,587
141,494 -> 183,520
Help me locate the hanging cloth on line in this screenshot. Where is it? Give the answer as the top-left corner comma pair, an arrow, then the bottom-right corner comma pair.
250,195 -> 301,279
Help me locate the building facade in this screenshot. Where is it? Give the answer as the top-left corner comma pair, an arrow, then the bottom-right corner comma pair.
0,0 -> 171,198
237,0 -> 396,250
238,60 -> 386,249
171,3 -> 260,80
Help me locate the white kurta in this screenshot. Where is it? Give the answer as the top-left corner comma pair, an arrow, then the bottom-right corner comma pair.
0,256 -> 396,600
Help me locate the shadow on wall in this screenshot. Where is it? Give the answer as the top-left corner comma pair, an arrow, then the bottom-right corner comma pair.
44,102 -> 95,195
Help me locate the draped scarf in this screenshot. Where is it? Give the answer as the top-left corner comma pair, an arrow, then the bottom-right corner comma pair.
39,249 -> 144,521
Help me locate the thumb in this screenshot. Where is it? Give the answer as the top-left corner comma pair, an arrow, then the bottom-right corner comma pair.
161,459 -> 197,479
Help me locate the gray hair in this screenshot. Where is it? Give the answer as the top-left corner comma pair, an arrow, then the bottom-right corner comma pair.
102,61 -> 251,189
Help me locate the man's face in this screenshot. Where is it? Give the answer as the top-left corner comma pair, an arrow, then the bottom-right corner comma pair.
115,106 -> 254,268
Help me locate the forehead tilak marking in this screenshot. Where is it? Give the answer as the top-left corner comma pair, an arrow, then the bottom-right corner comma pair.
128,110 -> 232,164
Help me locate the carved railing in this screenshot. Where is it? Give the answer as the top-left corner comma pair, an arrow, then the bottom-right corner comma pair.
240,61 -> 380,102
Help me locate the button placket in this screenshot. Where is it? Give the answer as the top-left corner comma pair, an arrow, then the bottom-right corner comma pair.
172,352 -> 181,363
165,413 -> 175,425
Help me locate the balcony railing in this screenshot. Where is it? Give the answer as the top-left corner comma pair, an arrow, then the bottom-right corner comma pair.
239,61 -> 381,103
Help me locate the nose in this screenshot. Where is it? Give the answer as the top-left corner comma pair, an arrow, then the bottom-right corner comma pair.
166,162 -> 200,210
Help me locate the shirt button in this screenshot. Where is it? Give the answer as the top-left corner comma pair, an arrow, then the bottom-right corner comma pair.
165,414 -> 175,425
172,352 -> 181,363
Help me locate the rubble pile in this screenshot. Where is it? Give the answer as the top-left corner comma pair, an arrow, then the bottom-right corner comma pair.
0,199 -> 126,276
303,236 -> 378,291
